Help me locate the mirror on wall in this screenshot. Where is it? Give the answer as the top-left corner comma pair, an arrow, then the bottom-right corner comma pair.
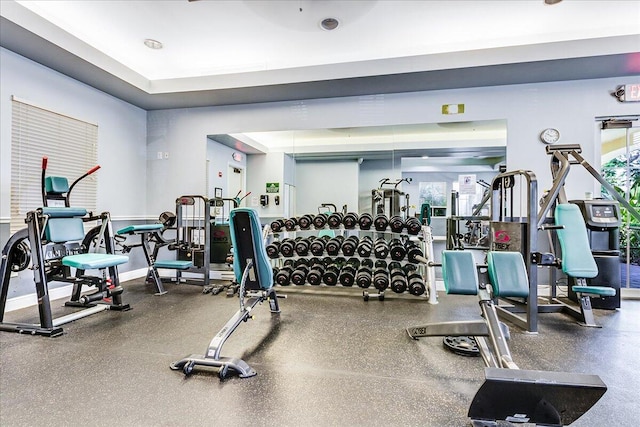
207,119 -> 507,222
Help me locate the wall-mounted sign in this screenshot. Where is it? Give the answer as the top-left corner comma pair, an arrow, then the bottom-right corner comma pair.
442,104 -> 465,114
458,174 -> 476,195
232,152 -> 243,162
613,84 -> 640,102
266,182 -> 280,193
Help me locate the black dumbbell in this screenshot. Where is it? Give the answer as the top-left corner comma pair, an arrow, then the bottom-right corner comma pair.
373,238 -> 389,259
356,236 -> 373,258
358,213 -> 373,230
408,271 -> 426,296
342,212 -> 359,229
389,239 -> 406,261
291,265 -> 309,286
355,266 -> 372,288
338,264 -> 357,287
389,216 -> 404,233
360,258 -> 374,269
327,212 -> 344,229
294,258 -> 309,268
284,217 -> 298,231
325,236 -> 344,256
314,213 -> 329,229
294,236 -> 315,257
372,267 -> 389,291
270,219 -> 285,233
265,241 -> 281,259
374,214 -> 388,231
402,263 -> 418,274
341,235 -> 359,256
279,238 -> 296,257
298,214 -> 313,230
405,217 -> 422,235
387,261 -> 402,272
307,263 -> 325,286
374,259 -> 387,269
310,236 -> 328,256
390,268 -> 408,294
275,265 -> 294,286
406,242 -> 424,264
322,263 -> 341,286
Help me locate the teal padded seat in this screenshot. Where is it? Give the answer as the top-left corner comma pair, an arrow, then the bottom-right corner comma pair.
555,204 -> 598,279
487,251 -> 530,298
441,250 -> 478,295
572,285 -> 616,297
117,224 -> 164,235
63,253 -> 129,270
154,260 -> 193,270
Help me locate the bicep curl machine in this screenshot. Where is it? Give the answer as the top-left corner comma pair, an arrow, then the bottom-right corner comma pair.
170,208 -> 282,379
0,157 -> 130,337
407,250 -> 607,426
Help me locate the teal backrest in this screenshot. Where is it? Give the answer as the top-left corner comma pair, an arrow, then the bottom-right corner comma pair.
555,204 -> 598,279
229,208 -> 273,290
41,207 -> 87,243
441,250 -> 478,295
487,251 -> 530,298
45,176 -> 69,194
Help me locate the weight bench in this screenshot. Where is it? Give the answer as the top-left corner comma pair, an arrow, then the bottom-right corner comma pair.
116,224 -> 193,295
170,207 -> 281,380
555,204 -> 616,327
407,250 -> 607,426
0,207 -> 129,337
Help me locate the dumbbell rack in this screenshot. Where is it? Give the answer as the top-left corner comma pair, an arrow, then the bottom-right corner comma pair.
265,212 -> 437,303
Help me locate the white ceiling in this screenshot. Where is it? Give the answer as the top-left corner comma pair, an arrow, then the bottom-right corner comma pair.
9,0 -> 638,82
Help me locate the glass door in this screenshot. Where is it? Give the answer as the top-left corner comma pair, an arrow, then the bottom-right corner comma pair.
600,117 -> 640,289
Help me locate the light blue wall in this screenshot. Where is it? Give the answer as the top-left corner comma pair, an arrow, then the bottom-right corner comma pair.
206,138 -> 247,200
147,76 -> 640,221
0,48 -> 148,298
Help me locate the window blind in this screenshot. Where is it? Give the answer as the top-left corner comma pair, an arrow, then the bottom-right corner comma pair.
11,98 -> 98,233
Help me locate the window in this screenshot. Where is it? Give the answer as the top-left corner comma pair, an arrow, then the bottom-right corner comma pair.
10,97 -> 98,233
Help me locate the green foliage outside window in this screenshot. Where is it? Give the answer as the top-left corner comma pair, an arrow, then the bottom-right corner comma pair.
602,150 -> 640,265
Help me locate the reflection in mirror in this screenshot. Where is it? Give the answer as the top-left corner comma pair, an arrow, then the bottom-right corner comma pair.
208,119 -> 506,225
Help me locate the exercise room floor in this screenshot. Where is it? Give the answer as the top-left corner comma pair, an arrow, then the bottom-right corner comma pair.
1,279 -> 639,427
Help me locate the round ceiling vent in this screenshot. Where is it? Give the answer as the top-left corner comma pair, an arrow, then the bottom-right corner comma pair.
320,17 -> 339,31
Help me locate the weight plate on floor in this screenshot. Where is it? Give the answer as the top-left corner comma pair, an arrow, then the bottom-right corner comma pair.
443,336 -> 480,357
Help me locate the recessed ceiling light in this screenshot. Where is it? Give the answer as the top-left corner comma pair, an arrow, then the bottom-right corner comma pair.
544,0 -> 563,4
144,39 -> 163,49
320,18 -> 339,31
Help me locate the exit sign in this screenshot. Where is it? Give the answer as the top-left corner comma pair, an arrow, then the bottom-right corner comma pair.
618,84 -> 640,102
